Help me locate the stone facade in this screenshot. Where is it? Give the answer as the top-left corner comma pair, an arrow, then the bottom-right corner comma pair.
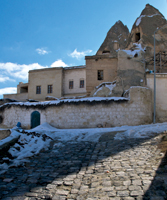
85,57 -> 117,95
63,66 -> 86,97
28,67 -> 63,101
0,87 -> 152,129
147,73 -> 167,122
4,66 -> 86,101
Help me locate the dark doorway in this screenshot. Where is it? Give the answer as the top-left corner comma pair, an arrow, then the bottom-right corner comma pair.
31,111 -> 40,129
135,32 -> 140,42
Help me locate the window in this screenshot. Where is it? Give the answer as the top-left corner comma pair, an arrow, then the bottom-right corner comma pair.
69,81 -> 73,89
97,70 -> 103,80
48,85 -> 53,93
80,80 -> 84,88
36,86 -> 41,94
135,33 -> 140,42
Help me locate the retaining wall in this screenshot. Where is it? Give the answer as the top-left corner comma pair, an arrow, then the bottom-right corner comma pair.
0,87 -> 152,129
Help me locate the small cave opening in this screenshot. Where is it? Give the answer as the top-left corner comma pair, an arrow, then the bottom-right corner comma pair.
0,116 -> 3,124
135,33 -> 140,42
102,50 -> 110,54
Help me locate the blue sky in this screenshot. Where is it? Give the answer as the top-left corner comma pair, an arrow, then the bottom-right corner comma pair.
0,0 -> 167,98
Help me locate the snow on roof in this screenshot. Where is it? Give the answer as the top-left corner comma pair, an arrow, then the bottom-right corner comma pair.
0,96 -> 129,110
63,65 -> 86,70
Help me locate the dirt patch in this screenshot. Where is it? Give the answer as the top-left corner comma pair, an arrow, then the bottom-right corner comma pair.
0,130 -> 11,140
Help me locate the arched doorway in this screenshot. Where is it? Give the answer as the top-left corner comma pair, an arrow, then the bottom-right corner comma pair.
31,111 -> 40,129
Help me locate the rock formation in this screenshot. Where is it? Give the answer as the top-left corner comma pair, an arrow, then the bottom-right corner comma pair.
87,4 -> 167,97
127,4 -> 167,59
96,20 -> 129,57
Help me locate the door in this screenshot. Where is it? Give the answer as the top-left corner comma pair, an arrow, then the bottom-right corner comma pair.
31,111 -> 40,128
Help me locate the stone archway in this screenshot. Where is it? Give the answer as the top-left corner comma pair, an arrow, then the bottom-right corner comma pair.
31,111 -> 40,129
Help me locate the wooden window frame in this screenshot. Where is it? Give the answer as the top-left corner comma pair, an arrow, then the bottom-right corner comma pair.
80,80 -> 84,88
36,86 -> 41,94
69,80 -> 73,89
48,85 -> 53,94
97,70 -> 103,80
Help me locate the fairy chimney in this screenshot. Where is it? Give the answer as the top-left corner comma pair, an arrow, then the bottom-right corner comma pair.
96,20 -> 129,57
127,4 -> 167,59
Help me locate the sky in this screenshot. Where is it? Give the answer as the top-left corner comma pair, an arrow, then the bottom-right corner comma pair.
0,0 -> 167,99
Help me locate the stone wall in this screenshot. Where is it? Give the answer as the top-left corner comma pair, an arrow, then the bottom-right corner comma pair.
0,87 -> 152,129
147,73 -> 167,122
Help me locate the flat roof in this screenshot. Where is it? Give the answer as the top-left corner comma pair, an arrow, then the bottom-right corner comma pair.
29,65 -> 86,73
63,65 -> 86,70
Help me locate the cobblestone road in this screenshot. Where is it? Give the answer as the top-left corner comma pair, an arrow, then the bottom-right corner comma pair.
0,133 -> 167,200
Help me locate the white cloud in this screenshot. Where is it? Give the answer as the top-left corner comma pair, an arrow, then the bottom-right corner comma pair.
0,62 -> 48,80
36,48 -> 49,55
51,59 -> 68,67
0,87 -> 17,95
0,75 -> 14,82
69,49 -> 92,59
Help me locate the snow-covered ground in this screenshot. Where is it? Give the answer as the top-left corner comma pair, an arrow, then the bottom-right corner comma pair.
0,122 -> 167,175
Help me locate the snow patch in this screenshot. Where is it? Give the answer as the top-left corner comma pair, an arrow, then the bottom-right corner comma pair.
0,96 -> 128,109
0,126 -> 52,174
136,14 -> 162,26
122,43 -> 145,57
93,82 -> 116,96
114,123 -> 167,140
105,83 -> 116,95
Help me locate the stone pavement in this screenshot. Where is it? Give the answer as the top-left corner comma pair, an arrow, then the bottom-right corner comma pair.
0,133 -> 167,200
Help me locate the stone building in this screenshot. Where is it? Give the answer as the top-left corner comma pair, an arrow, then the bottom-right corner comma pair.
3,4 -> 167,102
4,66 -> 86,101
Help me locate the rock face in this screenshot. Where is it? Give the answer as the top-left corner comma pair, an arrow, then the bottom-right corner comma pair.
96,21 -> 129,57
127,4 -> 167,59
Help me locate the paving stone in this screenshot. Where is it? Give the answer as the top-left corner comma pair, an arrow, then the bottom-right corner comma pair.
132,179 -> 142,185
117,190 -> 129,197
115,185 -> 127,190
129,185 -> 142,191
3,179 -> 13,183
122,197 -> 135,200
107,190 -> 116,197
102,186 -> 114,191
25,192 -> 38,197
0,136 -> 166,199
56,190 -> 69,196
130,190 -> 144,196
